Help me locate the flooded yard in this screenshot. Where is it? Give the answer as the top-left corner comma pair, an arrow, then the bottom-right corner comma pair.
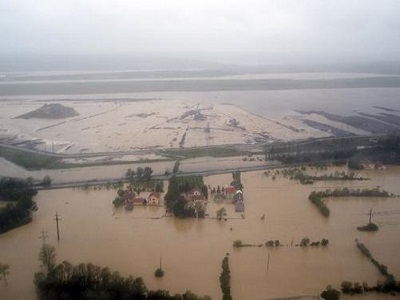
1,166 -> 400,299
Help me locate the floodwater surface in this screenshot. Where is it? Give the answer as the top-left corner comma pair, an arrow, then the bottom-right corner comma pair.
0,166 -> 400,299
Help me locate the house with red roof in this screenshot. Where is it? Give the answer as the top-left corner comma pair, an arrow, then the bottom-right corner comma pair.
132,197 -> 146,205
148,192 -> 160,205
224,186 -> 237,199
186,188 -> 205,201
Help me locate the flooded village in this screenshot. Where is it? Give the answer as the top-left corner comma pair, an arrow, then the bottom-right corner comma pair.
1,146 -> 400,299
2,1 -> 400,299
0,87 -> 400,299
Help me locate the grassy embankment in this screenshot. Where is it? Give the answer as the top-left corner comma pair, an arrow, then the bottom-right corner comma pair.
0,143 -> 254,171
0,145 -> 168,170
0,145 -> 65,170
159,146 -> 252,160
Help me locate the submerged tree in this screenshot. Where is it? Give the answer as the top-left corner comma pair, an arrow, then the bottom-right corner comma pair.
0,263 -> 10,286
136,167 -> 144,180
154,268 -> 164,278
143,167 -> 153,181
216,207 -> 227,221
125,168 -> 135,181
154,256 -> 164,278
219,255 -> 232,300
38,244 -> 56,273
41,175 -> 52,187
321,285 -> 341,300
300,237 -> 310,247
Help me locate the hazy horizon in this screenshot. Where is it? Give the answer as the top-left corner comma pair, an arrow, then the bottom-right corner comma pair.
2,52 -> 400,73
2,0 -> 400,71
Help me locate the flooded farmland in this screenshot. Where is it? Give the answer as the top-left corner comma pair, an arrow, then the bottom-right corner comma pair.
1,166 -> 400,299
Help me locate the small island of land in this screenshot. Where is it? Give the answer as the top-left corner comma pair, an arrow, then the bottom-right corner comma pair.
15,103 -> 79,119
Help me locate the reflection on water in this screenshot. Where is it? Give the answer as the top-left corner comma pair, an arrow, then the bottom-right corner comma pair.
0,167 -> 400,299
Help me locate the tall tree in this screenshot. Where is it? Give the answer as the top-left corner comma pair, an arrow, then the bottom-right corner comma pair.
219,255 -> 232,300
41,175 -> 52,187
39,244 -> 56,273
125,168 -> 135,181
216,207 -> 227,221
143,167 -> 153,181
136,167 -> 144,180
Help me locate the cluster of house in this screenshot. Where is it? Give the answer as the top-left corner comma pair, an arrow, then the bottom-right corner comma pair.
184,187 -> 204,200
184,187 -> 208,217
124,191 -> 161,210
361,159 -> 386,170
211,186 -> 245,213
122,185 -> 245,214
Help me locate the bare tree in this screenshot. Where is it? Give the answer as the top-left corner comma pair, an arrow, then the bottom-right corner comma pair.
38,244 -> 56,273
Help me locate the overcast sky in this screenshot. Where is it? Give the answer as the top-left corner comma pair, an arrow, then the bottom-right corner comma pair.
1,0 -> 400,63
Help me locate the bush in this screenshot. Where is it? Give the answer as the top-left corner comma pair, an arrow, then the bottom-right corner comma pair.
321,238 -> 329,246
233,240 -> 243,248
310,241 -> 320,247
357,222 -> 379,231
300,237 -> 310,247
353,282 -> 363,294
154,268 -> 164,277
112,196 -> 124,208
309,194 -> 330,217
265,240 -> 274,247
341,281 -> 353,294
40,175 -> 52,187
321,285 -> 341,300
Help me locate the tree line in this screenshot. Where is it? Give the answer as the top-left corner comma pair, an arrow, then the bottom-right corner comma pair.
34,244 -> 211,300
125,167 -> 153,182
309,187 -> 394,217
320,239 -> 400,299
0,177 -> 37,234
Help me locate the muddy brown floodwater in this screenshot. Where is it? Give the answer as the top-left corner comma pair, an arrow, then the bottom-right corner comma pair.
1,166 -> 400,300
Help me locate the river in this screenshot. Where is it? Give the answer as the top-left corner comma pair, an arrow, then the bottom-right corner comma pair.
0,166 -> 400,299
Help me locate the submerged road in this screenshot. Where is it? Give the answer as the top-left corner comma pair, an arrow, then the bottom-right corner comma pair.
38,160 -> 341,190
0,141 -> 158,158
0,133 -> 386,159
0,134 -> 392,190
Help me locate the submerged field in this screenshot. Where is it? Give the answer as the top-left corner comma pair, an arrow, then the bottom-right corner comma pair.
0,166 -> 399,299
1,70 -> 400,299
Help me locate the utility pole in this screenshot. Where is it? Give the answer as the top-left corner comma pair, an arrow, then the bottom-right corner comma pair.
39,230 -> 48,245
54,212 -> 61,241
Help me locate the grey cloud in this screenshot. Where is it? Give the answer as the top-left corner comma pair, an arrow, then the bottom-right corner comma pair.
0,0 -> 400,62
